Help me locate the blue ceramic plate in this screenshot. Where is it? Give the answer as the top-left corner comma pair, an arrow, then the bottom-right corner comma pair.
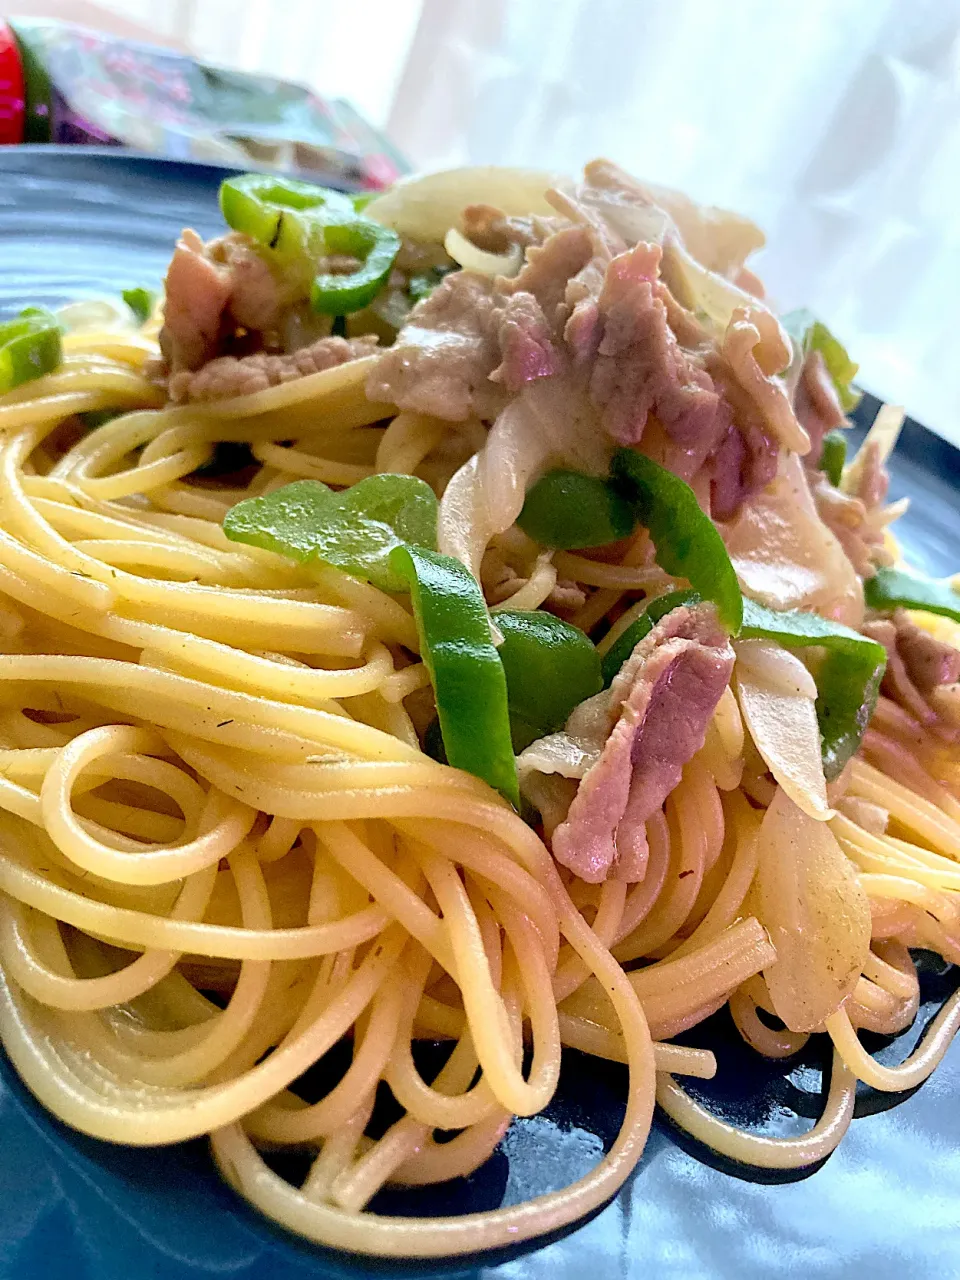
0,147 -> 958,1280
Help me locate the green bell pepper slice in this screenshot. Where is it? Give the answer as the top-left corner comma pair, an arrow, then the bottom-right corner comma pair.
819,430 -> 846,488
310,219 -> 402,316
219,173 -> 400,315
611,449 -> 743,633
781,309 -> 862,412
219,173 -> 355,260
740,597 -> 887,780
518,469 -> 637,549
122,287 -> 156,325
495,610 -> 602,750
0,307 -> 62,394
223,474 -> 437,593
865,566 -> 960,624
389,545 -> 519,806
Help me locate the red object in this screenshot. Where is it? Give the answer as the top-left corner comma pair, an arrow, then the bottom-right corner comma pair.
0,22 -> 24,144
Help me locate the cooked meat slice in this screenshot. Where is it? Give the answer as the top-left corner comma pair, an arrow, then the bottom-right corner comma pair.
491,292 -> 560,391
509,225 -> 597,323
707,402 -> 779,523
169,334 -> 377,403
208,233 -> 291,333
159,229 -> 299,379
159,229 -> 233,374
461,204 -> 554,253
550,604 -> 734,883
366,273 -> 557,420
366,273 -> 502,421
796,349 -> 847,464
895,611 -> 960,693
863,611 -> 960,739
587,242 -> 719,449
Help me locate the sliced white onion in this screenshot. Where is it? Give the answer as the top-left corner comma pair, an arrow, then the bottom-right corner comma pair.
735,638 -> 817,700
55,297 -> 136,333
841,402 -> 905,496
660,238 -> 769,336
641,179 -> 765,275
712,685 -> 745,762
754,787 -> 871,1033
516,725 -> 603,837
443,227 -> 523,278
723,452 -> 865,629
366,166 -> 562,244
516,770 -> 579,839
516,731 -> 601,781
735,641 -> 831,822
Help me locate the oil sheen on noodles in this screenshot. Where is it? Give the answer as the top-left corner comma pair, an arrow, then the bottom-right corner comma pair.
0,261 -> 957,1260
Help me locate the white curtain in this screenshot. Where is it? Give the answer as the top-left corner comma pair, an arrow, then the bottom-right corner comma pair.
388,0 -> 960,442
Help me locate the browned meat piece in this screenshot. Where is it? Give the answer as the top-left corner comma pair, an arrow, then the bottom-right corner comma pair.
366,273 -> 557,420
394,237 -> 455,273
508,225 -> 597,323
587,242 -> 719,449
863,611 -> 960,739
159,229 -> 297,377
796,349 -> 847,464
491,292 -> 560,391
893,610 -> 960,693
169,334 -> 378,403
159,229 -> 233,374
209,233 -> 290,332
706,395 -> 779,523
365,274 -> 503,421
545,578 -> 587,614
551,604 -> 735,883
461,204 -> 552,252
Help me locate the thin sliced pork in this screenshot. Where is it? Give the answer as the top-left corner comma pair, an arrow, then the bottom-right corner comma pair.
551,604 -> 734,883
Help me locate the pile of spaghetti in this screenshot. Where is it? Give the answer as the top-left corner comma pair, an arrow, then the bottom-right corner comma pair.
0,161 -> 958,1259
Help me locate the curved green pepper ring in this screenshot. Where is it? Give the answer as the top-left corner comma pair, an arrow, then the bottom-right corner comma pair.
219,174 -> 355,261
219,174 -> 401,315
311,220 -> 402,316
0,307 -> 62,394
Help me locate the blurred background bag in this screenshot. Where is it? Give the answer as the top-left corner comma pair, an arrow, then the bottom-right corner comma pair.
3,15 -> 409,187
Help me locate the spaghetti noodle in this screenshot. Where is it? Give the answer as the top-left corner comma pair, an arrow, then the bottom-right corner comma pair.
0,161 -> 955,1260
